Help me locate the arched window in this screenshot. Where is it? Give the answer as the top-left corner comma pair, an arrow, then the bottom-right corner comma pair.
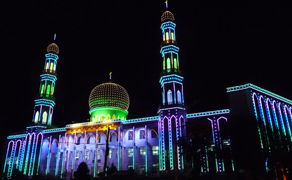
166,32 -> 169,40
112,114 -> 116,119
118,116 -> 120,119
167,90 -> 173,105
46,62 -> 49,69
42,111 -> 47,124
95,115 -> 99,121
162,92 -> 165,105
51,85 -> 54,95
41,84 -> 45,95
163,60 -> 165,70
167,58 -> 171,70
106,114 -> 110,120
34,111 -> 39,123
177,90 -> 182,104
171,32 -> 174,40
174,58 -> 177,69
50,62 -> 54,71
46,84 -> 51,96
101,115 -> 105,121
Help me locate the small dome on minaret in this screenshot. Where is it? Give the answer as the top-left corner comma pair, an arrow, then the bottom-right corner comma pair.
47,43 -> 59,54
161,10 -> 175,22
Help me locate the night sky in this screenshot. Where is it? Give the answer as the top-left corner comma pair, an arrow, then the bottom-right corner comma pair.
0,0 -> 292,145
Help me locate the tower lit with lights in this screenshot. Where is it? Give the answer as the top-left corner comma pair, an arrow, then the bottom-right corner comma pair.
32,36 -> 59,126
158,7 -> 186,171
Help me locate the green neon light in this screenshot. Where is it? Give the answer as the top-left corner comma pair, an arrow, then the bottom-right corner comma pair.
41,84 -> 44,95
24,136 -> 32,175
166,58 -> 171,69
215,153 -> 218,172
7,143 -> 17,178
227,83 -> 292,105
145,140 -> 147,175
187,109 -> 230,118
29,138 -> 38,175
133,141 -> 135,170
36,142 -> 43,175
71,146 -> 75,174
46,84 -> 51,96
117,143 -> 120,171
7,134 -> 26,139
205,145 -> 209,172
45,148 -> 51,175
94,145 -> 97,177
174,58 -> 177,69
55,148 -> 60,177
28,137 -> 37,176
60,147 -> 65,178
19,141 -> 26,172
42,128 -> 66,133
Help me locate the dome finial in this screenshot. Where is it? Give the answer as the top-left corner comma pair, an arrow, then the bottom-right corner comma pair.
109,72 -> 112,82
165,0 -> 168,9
54,33 -> 57,41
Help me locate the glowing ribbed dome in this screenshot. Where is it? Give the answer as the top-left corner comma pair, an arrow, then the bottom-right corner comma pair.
89,82 -> 130,111
47,43 -> 59,54
161,10 -> 175,22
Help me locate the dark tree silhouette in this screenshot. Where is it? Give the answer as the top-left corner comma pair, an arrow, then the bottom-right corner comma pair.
108,163 -> 117,176
74,162 -> 91,180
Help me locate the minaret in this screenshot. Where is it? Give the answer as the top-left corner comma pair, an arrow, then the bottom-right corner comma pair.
158,3 -> 187,172
31,35 -> 59,126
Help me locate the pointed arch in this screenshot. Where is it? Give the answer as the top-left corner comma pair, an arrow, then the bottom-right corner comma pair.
99,133 -> 107,143
95,115 -> 99,121
106,114 -> 111,120
150,129 -> 158,138
34,111 -> 39,123
86,134 -> 96,144
167,90 -> 173,105
112,114 -> 116,119
42,111 -> 47,124
177,90 -> 182,104
100,115 -> 105,121
110,132 -> 118,142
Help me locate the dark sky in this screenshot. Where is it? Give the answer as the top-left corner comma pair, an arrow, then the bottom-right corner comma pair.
0,0 -> 292,142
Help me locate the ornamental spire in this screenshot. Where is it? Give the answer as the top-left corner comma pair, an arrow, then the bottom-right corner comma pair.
54,33 -> 57,41
165,0 -> 168,8
109,72 -> 112,82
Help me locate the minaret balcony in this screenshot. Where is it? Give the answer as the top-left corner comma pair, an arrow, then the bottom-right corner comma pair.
42,69 -> 57,75
37,94 -> 55,101
162,40 -> 177,45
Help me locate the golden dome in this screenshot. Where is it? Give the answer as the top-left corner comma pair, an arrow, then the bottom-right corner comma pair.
47,43 -> 59,54
88,82 -> 130,110
161,10 -> 175,22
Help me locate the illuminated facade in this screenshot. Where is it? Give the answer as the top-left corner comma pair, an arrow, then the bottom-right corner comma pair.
2,6 -> 291,180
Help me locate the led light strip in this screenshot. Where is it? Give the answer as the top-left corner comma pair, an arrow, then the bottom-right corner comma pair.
227,83 -> 292,105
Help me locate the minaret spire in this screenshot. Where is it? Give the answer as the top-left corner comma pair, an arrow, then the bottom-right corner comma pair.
109,72 -> 112,82
165,0 -> 168,8
54,33 -> 57,41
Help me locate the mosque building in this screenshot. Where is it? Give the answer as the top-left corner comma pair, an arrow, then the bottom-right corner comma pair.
2,5 -> 291,180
